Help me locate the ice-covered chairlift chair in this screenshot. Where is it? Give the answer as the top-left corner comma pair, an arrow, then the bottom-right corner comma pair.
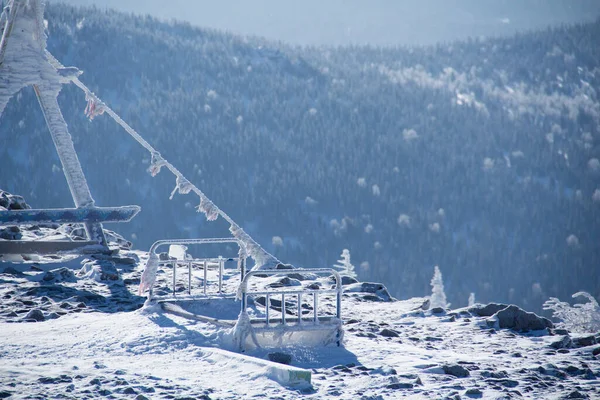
144,238 -> 246,302
236,268 -> 343,351
140,238 -> 344,350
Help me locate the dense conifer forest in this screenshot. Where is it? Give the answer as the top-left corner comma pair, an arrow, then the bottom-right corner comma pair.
1,4 -> 599,311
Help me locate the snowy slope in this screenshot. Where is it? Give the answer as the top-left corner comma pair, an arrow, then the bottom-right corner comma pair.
1,237 -> 599,399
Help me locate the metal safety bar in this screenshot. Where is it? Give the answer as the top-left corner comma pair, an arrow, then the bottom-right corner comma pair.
148,238 -> 247,298
166,257 -> 228,296
239,269 -> 342,327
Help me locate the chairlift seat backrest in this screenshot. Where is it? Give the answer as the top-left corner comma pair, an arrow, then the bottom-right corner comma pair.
168,244 -> 188,261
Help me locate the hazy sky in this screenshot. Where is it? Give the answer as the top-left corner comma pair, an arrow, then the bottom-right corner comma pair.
56,1 -> 600,46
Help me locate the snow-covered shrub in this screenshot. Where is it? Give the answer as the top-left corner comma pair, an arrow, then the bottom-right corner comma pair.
588,158 -> 600,173
429,265 -> 449,309
333,249 -> 356,278
402,128 -> 418,141
566,234 -> 580,247
543,292 -> 600,333
397,214 -> 411,227
468,292 -> 475,307
272,236 -> 283,247
372,184 -> 380,196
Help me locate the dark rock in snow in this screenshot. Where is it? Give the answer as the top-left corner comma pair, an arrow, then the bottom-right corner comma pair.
285,272 -> 307,280
465,388 -> 482,397
24,309 -> 45,322
158,252 -> 172,261
495,379 -> 519,388
572,335 -> 596,347
430,307 -> 445,314
275,263 -> 294,270
468,303 -> 509,317
387,382 -> 413,389
370,366 -> 397,376
564,390 -> 588,399
490,305 -> 553,332
45,312 -> 60,320
268,277 -> 301,288
442,364 -> 470,378
344,282 -> 393,301
380,328 -> 400,338
0,191 -> 30,210
550,336 -> 572,349
0,192 -> 8,209
267,352 -> 292,365
341,275 -> 358,285
537,364 -> 567,379
42,267 -> 77,282
592,347 -> 600,356
38,375 -> 72,384
2,266 -> 24,276
564,365 -> 582,375
481,371 -> 507,379
362,294 -> 382,302
8,195 -> 29,210
0,226 -> 22,240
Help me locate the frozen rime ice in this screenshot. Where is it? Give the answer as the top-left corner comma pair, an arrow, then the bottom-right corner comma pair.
0,0 -> 108,243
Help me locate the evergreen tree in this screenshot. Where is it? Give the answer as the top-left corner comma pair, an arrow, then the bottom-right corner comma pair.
430,266 -> 448,309
334,249 -> 356,278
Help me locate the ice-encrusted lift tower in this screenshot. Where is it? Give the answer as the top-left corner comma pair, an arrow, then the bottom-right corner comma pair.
0,0 -> 140,253
0,0 -> 278,269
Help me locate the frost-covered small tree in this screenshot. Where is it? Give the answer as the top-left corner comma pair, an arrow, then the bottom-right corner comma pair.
543,292 -> 600,333
429,265 -> 449,309
468,292 -> 475,307
334,249 -> 356,278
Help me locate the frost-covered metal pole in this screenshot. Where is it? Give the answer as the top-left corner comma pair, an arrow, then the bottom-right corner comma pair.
0,0 -> 20,67
33,84 -> 107,246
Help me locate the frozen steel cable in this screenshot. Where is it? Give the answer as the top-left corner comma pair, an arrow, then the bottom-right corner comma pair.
45,50 -> 280,270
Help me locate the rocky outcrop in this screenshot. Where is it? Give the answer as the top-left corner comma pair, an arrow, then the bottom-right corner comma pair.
468,303 -> 510,317
0,190 -> 31,210
344,282 -> 393,302
488,305 -> 553,332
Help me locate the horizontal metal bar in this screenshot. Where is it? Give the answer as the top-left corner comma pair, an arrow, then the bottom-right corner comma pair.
249,289 -> 337,296
0,240 -> 101,254
160,261 -> 223,269
161,257 -> 238,264
149,238 -> 245,255
249,316 -> 339,326
0,206 -> 140,225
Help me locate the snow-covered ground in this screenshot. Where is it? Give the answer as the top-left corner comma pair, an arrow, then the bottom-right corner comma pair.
1,2 -> 599,397
1,226 -> 599,399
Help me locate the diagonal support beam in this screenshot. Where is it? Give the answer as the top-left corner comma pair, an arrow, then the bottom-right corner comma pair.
33,84 -> 107,247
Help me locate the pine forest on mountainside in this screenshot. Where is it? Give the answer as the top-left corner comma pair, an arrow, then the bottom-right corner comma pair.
1,4 -> 599,313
